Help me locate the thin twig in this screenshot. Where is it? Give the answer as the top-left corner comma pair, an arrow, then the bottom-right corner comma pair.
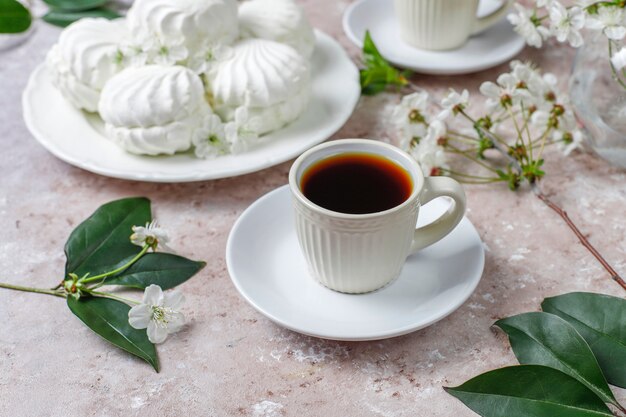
533,186 -> 626,292
481,129 -> 626,291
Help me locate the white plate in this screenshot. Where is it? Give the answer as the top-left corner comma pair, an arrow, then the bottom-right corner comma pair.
22,31 -> 360,183
342,0 -> 525,75
226,185 -> 485,341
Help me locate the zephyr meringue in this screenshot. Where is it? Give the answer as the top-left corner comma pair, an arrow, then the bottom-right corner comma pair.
99,66 -> 212,155
238,0 -> 316,58
127,0 -> 238,56
207,38 -> 310,108
46,18 -> 126,112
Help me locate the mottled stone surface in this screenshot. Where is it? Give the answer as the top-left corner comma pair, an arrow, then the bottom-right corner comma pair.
1,1 -> 625,416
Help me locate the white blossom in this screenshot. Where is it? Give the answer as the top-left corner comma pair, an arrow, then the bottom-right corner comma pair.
116,40 -> 150,68
553,129 -> 584,155
437,89 -> 469,120
150,37 -> 189,66
508,4 -> 551,47
480,72 -> 532,111
408,120 -> 448,176
128,285 -> 185,344
225,107 -> 259,154
392,91 -> 430,149
193,114 -> 229,159
130,220 -> 171,251
611,46 -> 626,71
187,43 -> 233,75
549,3 -> 585,47
586,6 -> 626,40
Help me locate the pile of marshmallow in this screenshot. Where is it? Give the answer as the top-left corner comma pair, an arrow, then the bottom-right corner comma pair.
46,0 -> 315,158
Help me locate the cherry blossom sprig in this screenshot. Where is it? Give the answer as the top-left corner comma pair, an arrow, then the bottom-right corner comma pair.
509,0 -> 626,89
357,32 -> 625,291
0,197 -> 205,371
394,61 -> 583,190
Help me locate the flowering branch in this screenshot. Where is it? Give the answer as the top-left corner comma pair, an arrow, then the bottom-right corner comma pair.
508,0 -> 626,89
357,32 -> 624,291
0,197 -> 206,371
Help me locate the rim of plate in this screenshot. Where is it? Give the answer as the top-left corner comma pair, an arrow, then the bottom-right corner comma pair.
341,0 -> 525,75
22,30 -> 361,183
226,185 -> 485,341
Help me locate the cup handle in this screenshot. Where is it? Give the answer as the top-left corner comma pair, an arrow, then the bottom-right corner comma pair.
471,0 -> 511,35
410,176 -> 467,254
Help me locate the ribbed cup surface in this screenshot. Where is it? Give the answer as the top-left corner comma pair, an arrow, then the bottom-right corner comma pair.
293,196 -> 419,293
393,0 -> 479,50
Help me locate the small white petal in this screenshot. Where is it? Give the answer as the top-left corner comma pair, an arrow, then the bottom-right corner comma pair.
143,284 -> 164,306
166,311 -> 185,333
147,321 -> 169,344
128,304 -> 151,329
164,290 -> 185,310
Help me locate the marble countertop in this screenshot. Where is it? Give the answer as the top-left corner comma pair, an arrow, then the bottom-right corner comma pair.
1,1 -> 625,416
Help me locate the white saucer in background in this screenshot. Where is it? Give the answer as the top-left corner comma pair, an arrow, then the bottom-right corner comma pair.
226,185 -> 485,341
342,0 -> 525,75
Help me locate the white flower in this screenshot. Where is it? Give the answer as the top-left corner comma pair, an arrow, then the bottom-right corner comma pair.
116,40 -> 149,68
128,285 -> 185,344
553,129 -> 583,155
549,3 -> 585,47
611,46 -> 626,71
193,114 -> 229,159
480,73 -> 531,111
586,6 -> 626,40
410,140 -> 448,177
437,89 -> 469,120
537,0 -> 554,7
130,220 -> 171,251
225,107 -> 259,154
151,37 -> 189,66
392,91 -> 430,149
408,120 -> 448,176
508,4 -> 551,48
187,43 -> 233,74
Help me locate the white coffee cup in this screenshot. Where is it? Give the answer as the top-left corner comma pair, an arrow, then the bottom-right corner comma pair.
289,139 -> 466,294
394,0 -> 511,50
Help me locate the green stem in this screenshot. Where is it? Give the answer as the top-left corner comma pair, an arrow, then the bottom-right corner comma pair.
447,130 -> 479,142
87,290 -> 140,305
80,245 -> 150,284
440,168 -> 501,181
0,282 -> 66,298
445,144 -> 499,173
533,126 -> 553,165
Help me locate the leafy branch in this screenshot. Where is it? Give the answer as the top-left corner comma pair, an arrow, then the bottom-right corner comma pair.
0,197 -> 206,371
446,293 -> 626,417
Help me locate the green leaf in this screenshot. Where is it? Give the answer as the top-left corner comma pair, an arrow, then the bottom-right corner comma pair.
542,292 -> 626,388
363,30 -> 386,66
0,0 -> 31,33
104,253 -> 206,290
445,365 -> 613,417
359,30 -> 409,95
64,197 -> 151,278
67,296 -> 159,371
43,0 -> 107,11
42,7 -> 120,27
495,312 -> 616,405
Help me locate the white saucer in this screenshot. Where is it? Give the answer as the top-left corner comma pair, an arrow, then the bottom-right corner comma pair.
22,31 -> 360,183
342,0 -> 525,75
226,185 -> 485,341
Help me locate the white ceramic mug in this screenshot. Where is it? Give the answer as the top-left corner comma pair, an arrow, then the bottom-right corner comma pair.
394,0 -> 511,50
289,139 -> 466,294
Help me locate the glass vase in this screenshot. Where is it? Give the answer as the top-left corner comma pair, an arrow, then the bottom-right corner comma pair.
570,32 -> 626,168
